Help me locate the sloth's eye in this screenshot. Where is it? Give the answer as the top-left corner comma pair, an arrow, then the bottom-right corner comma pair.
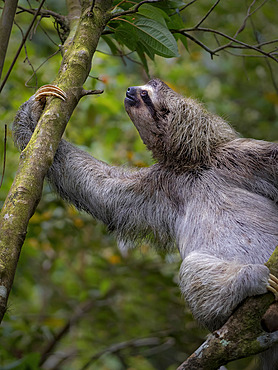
140,90 -> 148,98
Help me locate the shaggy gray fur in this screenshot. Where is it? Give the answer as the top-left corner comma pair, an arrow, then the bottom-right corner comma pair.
13,79 -> 278,367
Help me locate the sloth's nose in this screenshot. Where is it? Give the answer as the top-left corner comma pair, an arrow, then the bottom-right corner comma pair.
126,86 -> 137,98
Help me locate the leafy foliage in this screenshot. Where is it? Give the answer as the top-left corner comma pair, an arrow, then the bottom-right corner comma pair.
0,0 -> 277,369
111,2 -> 181,72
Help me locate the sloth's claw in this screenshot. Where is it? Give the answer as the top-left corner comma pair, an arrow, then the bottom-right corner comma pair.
267,273 -> 278,300
35,84 -> 67,102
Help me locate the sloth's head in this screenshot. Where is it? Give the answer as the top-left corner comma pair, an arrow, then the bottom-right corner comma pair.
124,78 -> 236,168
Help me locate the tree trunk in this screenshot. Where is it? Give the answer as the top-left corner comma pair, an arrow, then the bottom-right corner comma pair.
0,0 -> 113,323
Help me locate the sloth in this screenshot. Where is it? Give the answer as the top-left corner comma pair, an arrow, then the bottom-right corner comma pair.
13,79 -> 278,367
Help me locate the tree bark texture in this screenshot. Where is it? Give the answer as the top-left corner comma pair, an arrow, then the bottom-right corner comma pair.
177,248 -> 278,369
0,1 -> 277,367
0,0 -> 113,323
0,0 -> 19,80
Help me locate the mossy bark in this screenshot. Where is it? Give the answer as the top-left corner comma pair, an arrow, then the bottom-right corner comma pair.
0,0 -> 113,323
177,248 -> 278,369
0,1 -> 277,367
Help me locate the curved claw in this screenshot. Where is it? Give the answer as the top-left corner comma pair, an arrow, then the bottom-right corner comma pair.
35,84 -> 67,102
267,273 -> 278,300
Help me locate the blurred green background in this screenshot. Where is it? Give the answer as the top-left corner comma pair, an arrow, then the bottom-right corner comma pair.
0,1 -> 277,369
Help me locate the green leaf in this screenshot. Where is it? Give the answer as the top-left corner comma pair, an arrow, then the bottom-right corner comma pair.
166,12 -> 185,29
114,23 -> 138,51
168,0 -> 186,8
2,353 -> 40,370
137,39 -> 155,60
137,4 -> 170,26
174,33 -> 188,51
101,35 -> 118,55
134,18 -> 179,58
154,0 -> 186,14
136,43 -> 150,75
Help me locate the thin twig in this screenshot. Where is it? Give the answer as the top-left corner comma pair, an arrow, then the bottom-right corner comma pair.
254,39 -> 278,48
249,9 -> 278,93
38,25 -> 60,47
25,49 -> 60,89
232,0 -> 257,39
216,0 -> 258,53
248,0 -> 269,19
0,0 -> 47,93
214,40 -> 278,50
80,332 -> 174,370
194,0 -> 221,29
81,88 -> 104,97
0,125 -> 7,189
173,0 -> 277,63
109,0 -> 162,20
178,27 -> 278,63
175,31 -> 215,57
14,20 -> 38,89
265,58 -> 278,94
17,5 -> 66,25
0,0 -> 19,80
90,0 -> 96,12
39,299 -> 96,366
169,0 -> 198,16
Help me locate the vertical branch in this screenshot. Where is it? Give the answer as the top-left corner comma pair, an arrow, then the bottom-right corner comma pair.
0,0 -> 46,93
0,0 -> 113,323
0,0 -> 19,80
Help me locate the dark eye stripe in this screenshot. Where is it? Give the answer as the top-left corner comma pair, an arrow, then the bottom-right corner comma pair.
141,93 -> 159,122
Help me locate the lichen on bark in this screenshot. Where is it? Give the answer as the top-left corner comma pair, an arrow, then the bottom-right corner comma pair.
0,0 -> 113,323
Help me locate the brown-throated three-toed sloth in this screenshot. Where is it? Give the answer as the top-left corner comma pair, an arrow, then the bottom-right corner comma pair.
13,79 -> 278,368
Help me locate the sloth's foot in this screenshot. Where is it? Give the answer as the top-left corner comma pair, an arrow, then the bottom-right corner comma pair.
267,273 -> 278,300
35,84 -> 67,102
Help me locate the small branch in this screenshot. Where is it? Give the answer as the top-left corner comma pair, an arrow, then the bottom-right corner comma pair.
39,299 -> 96,366
248,0 -> 269,20
90,0 -> 96,12
14,20 -> 38,88
176,27 -> 278,63
171,0 -> 277,64
0,0 -> 113,324
178,244 -> 278,368
253,39 -> 278,48
177,295 -> 278,369
80,333 -> 174,370
0,0 -> 47,94
0,125 -> 7,189
210,0 -> 263,57
109,0 -> 162,20
174,30 -> 215,58
172,0 -> 198,15
194,0 -> 221,29
25,49 -> 61,89
206,27 -> 278,62
178,321 -> 278,369
81,88 -> 104,97
232,0 -> 257,39
0,0 -> 19,80
249,9 -> 278,94
17,5 -> 67,26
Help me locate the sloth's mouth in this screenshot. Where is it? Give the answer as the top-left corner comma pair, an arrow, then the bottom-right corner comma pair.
125,91 -> 139,107
125,91 -> 136,102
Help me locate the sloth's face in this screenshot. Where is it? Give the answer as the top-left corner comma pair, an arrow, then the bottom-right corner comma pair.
124,79 -> 160,109
124,79 -> 171,150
